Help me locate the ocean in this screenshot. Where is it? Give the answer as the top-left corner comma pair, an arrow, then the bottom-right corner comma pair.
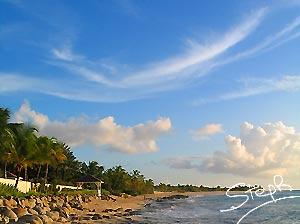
137,191 -> 300,223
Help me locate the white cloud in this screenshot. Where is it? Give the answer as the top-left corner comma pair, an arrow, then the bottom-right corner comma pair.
52,45 -> 84,62
167,121 -> 300,177
13,101 -> 172,154
191,123 -> 224,140
0,73 -> 39,92
215,16 -> 300,66
3,8 -> 300,104
193,75 -> 300,105
121,8 -> 267,87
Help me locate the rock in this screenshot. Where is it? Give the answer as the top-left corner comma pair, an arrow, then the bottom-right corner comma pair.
28,198 -> 36,209
40,197 -> 49,207
46,211 -> 59,221
35,197 -> 42,206
103,214 -> 111,219
124,208 -> 132,213
91,213 -> 102,220
18,198 -> 26,208
115,207 -> 123,212
68,213 -> 79,221
33,206 -> 47,215
3,197 -> 17,208
12,207 -> 28,218
103,208 -> 114,213
0,206 -> 18,222
79,216 -> 91,221
38,215 -> 53,224
18,214 -> 43,224
161,195 -> 189,200
27,208 -> 39,215
19,198 -> 36,209
58,216 -> 67,222
114,212 -> 123,217
0,216 -> 9,224
59,206 -> 70,218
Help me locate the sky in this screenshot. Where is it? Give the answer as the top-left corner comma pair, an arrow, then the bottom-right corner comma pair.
1,0 -> 300,189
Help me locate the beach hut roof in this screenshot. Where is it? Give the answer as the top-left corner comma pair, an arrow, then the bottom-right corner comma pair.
76,174 -> 104,183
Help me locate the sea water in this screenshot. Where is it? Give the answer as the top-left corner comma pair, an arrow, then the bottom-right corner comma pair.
138,191 -> 300,223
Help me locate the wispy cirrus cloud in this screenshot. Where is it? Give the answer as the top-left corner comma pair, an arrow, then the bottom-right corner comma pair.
121,8 -> 267,87
216,16 -> 300,66
193,75 -> 300,105
2,7 -> 299,103
51,45 -> 84,62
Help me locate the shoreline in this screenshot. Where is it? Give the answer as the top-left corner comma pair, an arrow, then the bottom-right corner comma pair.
73,191 -> 230,223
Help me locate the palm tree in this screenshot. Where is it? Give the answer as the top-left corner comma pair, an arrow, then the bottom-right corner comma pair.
0,108 -> 13,178
49,141 -> 67,180
8,123 -> 38,187
35,136 -> 54,181
36,137 -> 67,184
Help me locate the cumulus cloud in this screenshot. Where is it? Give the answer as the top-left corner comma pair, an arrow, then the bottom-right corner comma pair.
13,101 -> 172,154
191,123 -> 224,140
167,121 -> 300,177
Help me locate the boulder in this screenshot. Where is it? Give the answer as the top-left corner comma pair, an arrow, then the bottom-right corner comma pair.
92,213 -> 102,220
33,206 -> 47,215
40,197 -> 49,207
35,197 -> 42,206
19,198 -> 36,209
18,214 -> 43,224
0,216 -> 9,224
27,208 -> 39,215
46,211 -> 59,221
38,214 -> 53,224
12,207 -> 28,218
27,198 -> 36,209
0,206 -> 18,222
3,198 -> 17,208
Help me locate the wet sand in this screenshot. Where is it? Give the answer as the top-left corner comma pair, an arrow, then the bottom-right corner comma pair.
73,191 -> 229,223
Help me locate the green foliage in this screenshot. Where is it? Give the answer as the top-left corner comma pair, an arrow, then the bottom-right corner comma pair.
0,183 -> 23,197
59,188 -> 96,195
101,189 -> 110,196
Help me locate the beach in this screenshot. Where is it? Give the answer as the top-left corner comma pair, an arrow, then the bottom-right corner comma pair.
73,191 -> 228,223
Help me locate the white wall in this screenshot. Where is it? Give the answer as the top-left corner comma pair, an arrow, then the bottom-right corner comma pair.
0,178 -> 81,193
0,178 -> 31,193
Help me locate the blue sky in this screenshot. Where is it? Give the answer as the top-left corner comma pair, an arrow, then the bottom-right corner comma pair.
1,0 -> 300,188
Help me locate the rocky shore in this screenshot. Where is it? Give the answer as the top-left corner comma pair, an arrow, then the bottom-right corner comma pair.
0,191 -> 227,223
0,194 -> 140,223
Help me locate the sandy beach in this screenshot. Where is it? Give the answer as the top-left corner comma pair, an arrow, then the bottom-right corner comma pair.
73,191 -> 229,223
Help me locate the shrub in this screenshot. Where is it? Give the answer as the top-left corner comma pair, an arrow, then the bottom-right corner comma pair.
0,183 -> 24,197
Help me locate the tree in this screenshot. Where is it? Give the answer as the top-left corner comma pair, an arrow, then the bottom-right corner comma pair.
8,123 -> 38,187
103,166 -> 130,195
36,137 -> 67,184
0,108 -> 13,178
50,141 -> 67,178
83,161 -> 104,179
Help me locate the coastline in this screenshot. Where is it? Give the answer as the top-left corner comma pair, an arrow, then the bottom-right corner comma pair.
73,191 -> 229,223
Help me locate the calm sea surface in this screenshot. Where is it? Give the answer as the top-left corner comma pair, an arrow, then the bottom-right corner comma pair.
138,191 -> 300,223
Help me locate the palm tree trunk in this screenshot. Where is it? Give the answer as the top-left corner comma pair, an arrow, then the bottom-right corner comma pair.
36,164 -> 42,179
4,162 -> 7,178
14,166 -> 22,188
24,166 -> 27,181
44,163 -> 49,185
